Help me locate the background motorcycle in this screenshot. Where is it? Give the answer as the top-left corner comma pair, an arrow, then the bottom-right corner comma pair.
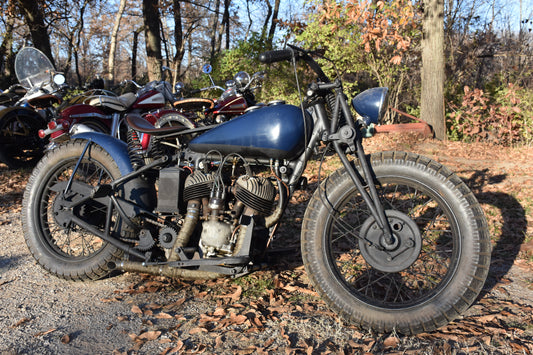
40,79 -> 195,152
22,45 -> 490,335
173,64 -> 266,125
0,47 -> 65,168
0,84 -> 27,108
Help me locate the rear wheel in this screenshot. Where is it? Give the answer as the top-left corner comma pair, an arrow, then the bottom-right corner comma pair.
301,151 -> 491,334
155,113 -> 196,149
22,140 -> 124,280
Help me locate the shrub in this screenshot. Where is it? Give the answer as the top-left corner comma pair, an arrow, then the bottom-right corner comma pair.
447,84 -> 533,146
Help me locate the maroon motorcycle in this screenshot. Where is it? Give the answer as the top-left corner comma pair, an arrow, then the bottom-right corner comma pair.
39,79 -> 194,151
173,65 -> 266,125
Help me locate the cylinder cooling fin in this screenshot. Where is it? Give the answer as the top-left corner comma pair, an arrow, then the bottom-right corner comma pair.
234,176 -> 276,215
183,171 -> 215,201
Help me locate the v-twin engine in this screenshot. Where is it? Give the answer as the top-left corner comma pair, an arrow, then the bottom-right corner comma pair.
160,168 -> 277,258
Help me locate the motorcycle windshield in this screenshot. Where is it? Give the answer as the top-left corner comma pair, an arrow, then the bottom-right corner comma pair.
15,47 -> 55,89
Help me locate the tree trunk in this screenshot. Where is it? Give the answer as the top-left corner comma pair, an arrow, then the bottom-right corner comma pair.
132,27 -> 143,80
173,0 -> 185,79
0,0 -> 17,85
143,0 -> 163,81
15,0 -> 55,67
420,0 -> 445,140
217,0 -> 230,51
266,0 -> 280,48
261,0 -> 272,42
108,0 -> 127,85
223,0 -> 230,50
210,0 -> 221,61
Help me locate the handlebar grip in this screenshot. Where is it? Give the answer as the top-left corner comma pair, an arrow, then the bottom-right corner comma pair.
189,89 -> 201,95
259,49 -> 295,64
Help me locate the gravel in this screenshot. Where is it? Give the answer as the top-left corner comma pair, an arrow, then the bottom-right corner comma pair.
0,210 -> 357,355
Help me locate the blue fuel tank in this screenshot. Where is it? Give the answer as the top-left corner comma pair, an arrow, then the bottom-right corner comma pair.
189,104 -> 312,160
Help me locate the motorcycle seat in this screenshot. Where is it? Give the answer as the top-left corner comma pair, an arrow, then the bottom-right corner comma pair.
86,92 -> 137,112
173,98 -> 214,112
126,113 -> 189,136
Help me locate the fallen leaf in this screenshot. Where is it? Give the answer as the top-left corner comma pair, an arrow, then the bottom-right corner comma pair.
155,312 -> 173,319
131,305 -> 143,315
213,307 -> 226,316
11,317 -> 31,328
145,303 -> 162,310
34,328 -> 56,337
138,330 -> 161,341
216,285 -> 242,302
383,335 -> 400,348
169,340 -> 184,353
189,327 -> 208,334
163,298 -> 186,310
229,313 -> 247,325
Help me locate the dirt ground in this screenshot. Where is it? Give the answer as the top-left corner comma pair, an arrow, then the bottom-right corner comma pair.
0,134 -> 532,354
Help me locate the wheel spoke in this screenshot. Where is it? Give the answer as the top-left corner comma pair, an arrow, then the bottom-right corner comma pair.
329,178 -> 456,307
39,158 -> 113,259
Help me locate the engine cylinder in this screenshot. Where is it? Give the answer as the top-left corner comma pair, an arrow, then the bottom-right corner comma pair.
183,171 -> 214,201
234,176 -> 276,215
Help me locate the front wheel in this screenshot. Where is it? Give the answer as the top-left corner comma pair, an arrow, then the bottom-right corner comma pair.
0,109 -> 47,169
22,140 -> 124,281
301,151 -> 491,334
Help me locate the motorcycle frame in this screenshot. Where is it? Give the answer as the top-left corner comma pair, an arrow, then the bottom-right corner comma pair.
64,50 -> 393,264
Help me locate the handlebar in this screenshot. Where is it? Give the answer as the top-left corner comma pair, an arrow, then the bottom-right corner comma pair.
259,45 -> 330,83
259,49 -> 296,64
119,80 -> 143,89
189,85 -> 225,95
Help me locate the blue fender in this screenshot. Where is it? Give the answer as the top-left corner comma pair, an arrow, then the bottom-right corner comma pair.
72,131 -> 134,175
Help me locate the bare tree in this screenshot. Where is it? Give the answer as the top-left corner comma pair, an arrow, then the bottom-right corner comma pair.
421,0 -> 445,139
0,0 -> 17,85
266,0 -> 280,47
143,0 -> 163,80
108,0 -> 128,85
14,0 -> 54,66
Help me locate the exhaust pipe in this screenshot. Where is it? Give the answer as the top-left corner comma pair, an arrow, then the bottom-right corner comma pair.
109,260 -> 224,280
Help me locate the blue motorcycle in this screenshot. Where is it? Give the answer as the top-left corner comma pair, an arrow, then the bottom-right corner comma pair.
21,45 -> 490,335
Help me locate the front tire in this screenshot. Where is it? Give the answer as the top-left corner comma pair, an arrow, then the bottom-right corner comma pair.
22,140 -> 124,281
301,151 -> 491,334
0,110 -> 47,169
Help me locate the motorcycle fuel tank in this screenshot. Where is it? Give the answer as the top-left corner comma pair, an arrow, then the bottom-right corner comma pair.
189,104 -> 311,160
133,90 -> 165,109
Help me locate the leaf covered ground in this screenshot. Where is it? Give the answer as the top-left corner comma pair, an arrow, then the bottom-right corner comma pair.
1,133 -> 532,354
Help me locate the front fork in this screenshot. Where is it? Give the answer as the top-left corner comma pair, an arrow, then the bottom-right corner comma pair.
324,88 -> 394,244
332,129 -> 395,245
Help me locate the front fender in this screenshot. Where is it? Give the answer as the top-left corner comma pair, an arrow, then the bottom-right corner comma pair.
72,131 -> 133,175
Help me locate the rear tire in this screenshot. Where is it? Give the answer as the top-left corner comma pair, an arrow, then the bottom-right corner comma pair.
22,140 -> 124,281
301,151 -> 491,334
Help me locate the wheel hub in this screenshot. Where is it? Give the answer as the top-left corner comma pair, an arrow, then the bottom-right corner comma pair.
359,209 -> 422,273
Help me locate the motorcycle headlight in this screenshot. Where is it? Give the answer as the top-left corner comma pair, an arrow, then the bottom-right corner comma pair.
351,87 -> 389,125
234,71 -> 250,88
53,73 -> 66,86
225,79 -> 236,88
